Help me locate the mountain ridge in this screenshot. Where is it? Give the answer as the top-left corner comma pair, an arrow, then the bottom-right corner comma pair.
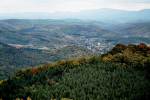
0,9 -> 150,23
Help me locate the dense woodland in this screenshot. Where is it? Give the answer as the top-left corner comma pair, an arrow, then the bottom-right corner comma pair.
0,43 -> 150,100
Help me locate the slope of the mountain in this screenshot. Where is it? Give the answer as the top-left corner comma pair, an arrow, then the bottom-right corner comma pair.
0,42 -> 52,79
0,42 -> 92,79
104,22 -> 150,44
119,22 -> 150,37
0,44 -> 150,100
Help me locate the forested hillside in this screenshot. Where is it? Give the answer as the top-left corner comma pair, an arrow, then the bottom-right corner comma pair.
0,42 -> 91,79
0,44 -> 149,100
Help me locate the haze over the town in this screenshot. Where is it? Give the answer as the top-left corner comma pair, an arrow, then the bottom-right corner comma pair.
0,0 -> 150,13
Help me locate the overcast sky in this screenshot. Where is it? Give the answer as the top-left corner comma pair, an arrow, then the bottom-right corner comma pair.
0,0 -> 150,13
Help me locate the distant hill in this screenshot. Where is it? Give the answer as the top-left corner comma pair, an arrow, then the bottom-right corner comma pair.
76,9 -> 150,23
0,42 -> 91,79
0,42 -> 52,79
118,22 -> 150,37
0,9 -> 150,23
101,21 -> 150,44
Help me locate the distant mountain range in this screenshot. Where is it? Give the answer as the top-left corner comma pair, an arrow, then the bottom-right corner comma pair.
0,9 -> 150,23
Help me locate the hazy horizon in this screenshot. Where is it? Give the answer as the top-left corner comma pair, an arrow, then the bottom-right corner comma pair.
0,0 -> 150,13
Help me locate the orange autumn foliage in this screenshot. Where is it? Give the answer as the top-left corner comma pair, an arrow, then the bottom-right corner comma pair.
31,67 -> 38,75
138,43 -> 147,49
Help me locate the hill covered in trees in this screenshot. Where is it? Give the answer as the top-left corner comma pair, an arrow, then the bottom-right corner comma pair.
0,43 -> 150,100
0,42 -> 91,79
